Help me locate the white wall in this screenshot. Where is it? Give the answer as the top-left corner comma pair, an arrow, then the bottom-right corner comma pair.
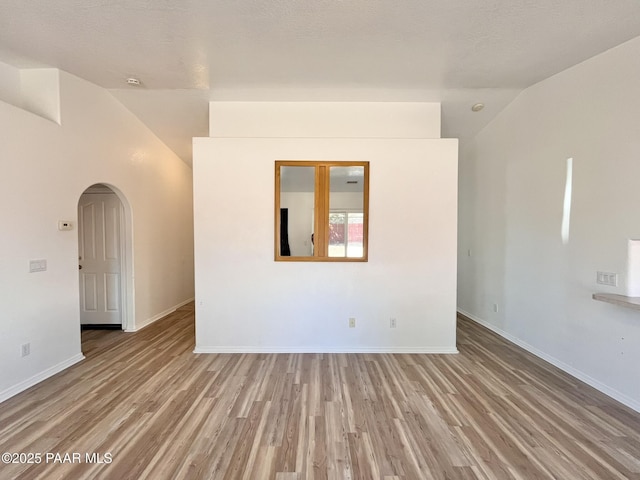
0,70 -> 194,402
0,60 -> 22,108
21,68 -> 61,124
209,101 -> 441,138
194,102 -> 458,352
0,62 -> 61,123
330,192 -> 365,210
458,36 -> 640,411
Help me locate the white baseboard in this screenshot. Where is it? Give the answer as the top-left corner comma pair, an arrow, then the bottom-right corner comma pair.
458,309 -> 640,413
0,353 -> 85,404
194,346 -> 459,354
125,297 -> 194,332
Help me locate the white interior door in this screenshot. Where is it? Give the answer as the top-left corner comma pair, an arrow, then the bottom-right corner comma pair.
78,192 -> 122,325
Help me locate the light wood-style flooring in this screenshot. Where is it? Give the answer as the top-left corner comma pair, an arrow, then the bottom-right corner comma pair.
0,304 -> 639,479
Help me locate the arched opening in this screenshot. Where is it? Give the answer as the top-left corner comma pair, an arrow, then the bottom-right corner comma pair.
77,183 -> 134,338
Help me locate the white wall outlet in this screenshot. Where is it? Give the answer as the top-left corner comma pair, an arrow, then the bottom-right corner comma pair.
596,272 -> 618,286
29,259 -> 47,273
349,317 -> 356,328
21,343 -> 30,357
390,317 -> 397,328
493,303 -> 499,313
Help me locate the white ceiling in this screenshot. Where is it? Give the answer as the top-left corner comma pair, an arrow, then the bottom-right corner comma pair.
1,0 -> 640,165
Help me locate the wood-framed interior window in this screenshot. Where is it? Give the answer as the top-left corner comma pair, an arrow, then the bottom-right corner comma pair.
275,160 -> 369,262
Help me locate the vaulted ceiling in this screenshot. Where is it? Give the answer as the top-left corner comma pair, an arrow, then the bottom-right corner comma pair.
2,0 -> 640,165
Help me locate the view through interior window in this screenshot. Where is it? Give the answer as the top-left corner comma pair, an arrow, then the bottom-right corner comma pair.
275,161 -> 369,262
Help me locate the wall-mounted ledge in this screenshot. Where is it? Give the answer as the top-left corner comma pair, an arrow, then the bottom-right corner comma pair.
592,293 -> 640,311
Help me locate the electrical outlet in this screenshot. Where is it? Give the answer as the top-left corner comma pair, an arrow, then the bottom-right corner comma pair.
390,317 -> 397,328
596,272 -> 618,286
21,343 -> 30,357
493,303 -> 499,313
29,259 -> 47,273
349,317 -> 356,328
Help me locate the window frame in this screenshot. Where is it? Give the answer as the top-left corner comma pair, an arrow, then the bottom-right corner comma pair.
274,160 -> 369,262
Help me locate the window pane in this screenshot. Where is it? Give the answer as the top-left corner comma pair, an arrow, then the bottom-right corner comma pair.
279,166 -> 315,257
346,212 -> 364,258
328,212 -> 346,257
329,166 -> 364,258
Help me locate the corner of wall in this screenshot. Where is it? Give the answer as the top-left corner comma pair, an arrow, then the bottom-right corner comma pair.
0,62 -> 62,125
20,68 -> 61,124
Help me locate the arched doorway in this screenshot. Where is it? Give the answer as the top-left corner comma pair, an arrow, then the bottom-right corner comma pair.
77,183 -> 134,331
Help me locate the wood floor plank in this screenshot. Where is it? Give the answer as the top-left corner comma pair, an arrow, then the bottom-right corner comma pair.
0,304 -> 639,479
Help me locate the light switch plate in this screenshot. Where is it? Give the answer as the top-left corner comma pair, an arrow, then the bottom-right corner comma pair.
29,259 -> 47,273
596,271 -> 617,286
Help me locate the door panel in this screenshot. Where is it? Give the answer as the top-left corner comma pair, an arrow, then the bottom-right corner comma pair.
82,274 -> 98,311
79,193 -> 122,325
105,273 -> 120,311
104,203 -> 120,260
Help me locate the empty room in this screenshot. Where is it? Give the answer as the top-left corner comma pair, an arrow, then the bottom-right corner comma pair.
0,1 -> 639,479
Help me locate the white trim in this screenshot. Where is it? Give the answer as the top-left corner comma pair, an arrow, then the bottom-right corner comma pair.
83,185 -> 115,194
118,199 -> 128,330
126,297 -> 194,332
108,184 -> 135,332
0,353 -> 85,404
458,309 -> 640,413
194,346 -> 459,354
